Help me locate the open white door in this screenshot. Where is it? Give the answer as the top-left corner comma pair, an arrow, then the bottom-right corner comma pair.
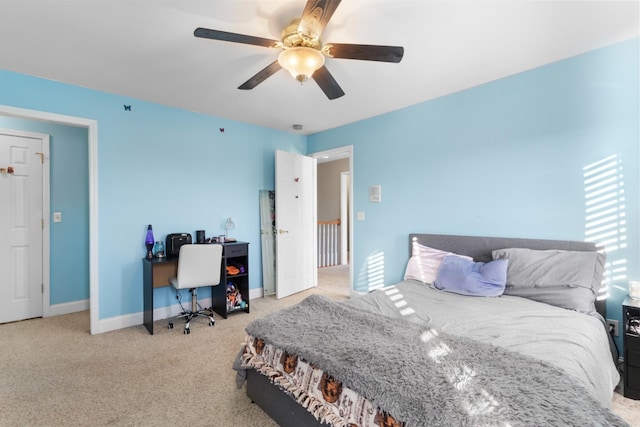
275,150 -> 317,299
0,129 -> 48,323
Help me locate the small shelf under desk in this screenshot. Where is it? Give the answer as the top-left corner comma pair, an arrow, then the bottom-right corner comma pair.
142,241 -> 250,335
213,242 -> 250,318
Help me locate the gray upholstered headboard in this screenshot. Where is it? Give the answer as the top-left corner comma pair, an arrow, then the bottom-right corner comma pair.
408,233 -> 605,318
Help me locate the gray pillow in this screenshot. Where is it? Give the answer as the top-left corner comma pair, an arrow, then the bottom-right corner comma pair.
491,248 -> 606,313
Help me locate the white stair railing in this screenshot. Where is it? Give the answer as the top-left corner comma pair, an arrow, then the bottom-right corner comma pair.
318,219 -> 341,268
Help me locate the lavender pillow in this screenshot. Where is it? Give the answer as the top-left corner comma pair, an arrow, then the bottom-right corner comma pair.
434,256 -> 508,297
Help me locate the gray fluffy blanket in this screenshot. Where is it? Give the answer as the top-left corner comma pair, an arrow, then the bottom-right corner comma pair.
244,294 -> 627,427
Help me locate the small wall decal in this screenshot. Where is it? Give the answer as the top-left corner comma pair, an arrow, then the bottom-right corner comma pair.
219,128 -> 225,133
124,105 -> 131,111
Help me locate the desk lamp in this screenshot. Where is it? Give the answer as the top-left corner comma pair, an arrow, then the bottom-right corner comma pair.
225,217 -> 235,240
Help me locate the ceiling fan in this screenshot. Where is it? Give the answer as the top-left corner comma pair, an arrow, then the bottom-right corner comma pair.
194,0 -> 404,100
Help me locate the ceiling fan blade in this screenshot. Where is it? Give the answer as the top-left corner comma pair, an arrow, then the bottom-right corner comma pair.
238,61 -> 282,90
312,66 -> 345,100
325,43 -> 404,63
298,0 -> 342,39
194,27 -> 279,48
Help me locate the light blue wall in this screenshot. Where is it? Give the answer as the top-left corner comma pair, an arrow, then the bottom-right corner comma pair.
0,117 -> 89,305
1,38 -> 637,346
0,70 -> 306,319
308,38 -> 639,349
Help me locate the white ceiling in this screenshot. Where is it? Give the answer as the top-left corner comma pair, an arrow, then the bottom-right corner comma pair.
0,1 -> 638,135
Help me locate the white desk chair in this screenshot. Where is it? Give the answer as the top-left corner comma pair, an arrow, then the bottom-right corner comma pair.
168,244 -> 223,334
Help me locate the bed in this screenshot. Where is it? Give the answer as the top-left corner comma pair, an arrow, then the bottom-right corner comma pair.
235,234 -> 625,427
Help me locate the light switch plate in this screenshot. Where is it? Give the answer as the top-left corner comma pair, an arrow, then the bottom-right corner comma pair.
53,212 -> 62,223
369,185 -> 381,202
357,211 -> 365,221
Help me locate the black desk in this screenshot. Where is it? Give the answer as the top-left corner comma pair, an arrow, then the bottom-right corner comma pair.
142,257 -> 178,335
142,242 -> 250,335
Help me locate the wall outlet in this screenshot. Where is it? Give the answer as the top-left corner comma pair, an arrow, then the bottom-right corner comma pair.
607,319 -> 619,337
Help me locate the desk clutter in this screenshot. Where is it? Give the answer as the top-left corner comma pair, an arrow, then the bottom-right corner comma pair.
226,282 -> 247,312
166,232 -> 192,258
225,261 -> 247,311
226,263 -> 245,275
144,225 -> 238,260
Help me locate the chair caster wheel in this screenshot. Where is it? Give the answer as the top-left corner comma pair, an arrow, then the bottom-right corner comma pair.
184,328 -> 190,335
168,322 -> 174,329
209,320 -> 214,327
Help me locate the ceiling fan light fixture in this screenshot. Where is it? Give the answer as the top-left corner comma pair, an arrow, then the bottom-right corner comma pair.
277,46 -> 325,83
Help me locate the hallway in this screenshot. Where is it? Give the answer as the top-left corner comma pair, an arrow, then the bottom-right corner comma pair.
317,264 -> 350,298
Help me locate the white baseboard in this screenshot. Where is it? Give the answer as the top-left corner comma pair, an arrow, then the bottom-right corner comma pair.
93,288 -> 266,334
250,287 -> 263,300
95,297 -> 215,334
45,299 -> 90,317
97,311 -> 143,334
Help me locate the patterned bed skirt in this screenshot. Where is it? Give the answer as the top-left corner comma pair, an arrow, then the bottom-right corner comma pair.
241,334 -> 404,427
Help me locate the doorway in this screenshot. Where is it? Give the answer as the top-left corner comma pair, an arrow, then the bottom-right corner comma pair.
0,105 -> 99,334
310,146 -> 353,295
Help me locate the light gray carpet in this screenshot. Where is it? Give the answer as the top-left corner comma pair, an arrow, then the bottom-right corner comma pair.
0,265 -> 638,427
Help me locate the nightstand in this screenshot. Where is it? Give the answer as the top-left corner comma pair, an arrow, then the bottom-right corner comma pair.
623,296 -> 640,399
